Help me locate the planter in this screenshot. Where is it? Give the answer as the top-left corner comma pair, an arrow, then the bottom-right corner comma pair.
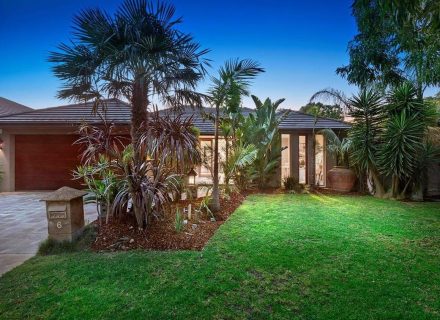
327,166 -> 356,192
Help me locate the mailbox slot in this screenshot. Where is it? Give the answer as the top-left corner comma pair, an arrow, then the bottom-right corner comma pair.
48,204 -> 67,219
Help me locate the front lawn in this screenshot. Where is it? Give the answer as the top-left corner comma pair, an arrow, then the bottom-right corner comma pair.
1,194 -> 439,319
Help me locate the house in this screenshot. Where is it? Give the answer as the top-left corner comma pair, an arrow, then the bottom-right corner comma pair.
0,97 -> 32,117
0,98 -> 350,192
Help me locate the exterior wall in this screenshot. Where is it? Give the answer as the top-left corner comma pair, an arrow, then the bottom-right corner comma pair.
195,136 -> 225,185
280,131 -> 337,188
426,163 -> 440,197
290,133 -> 299,181
0,130 -> 15,192
0,125 -> 130,192
0,125 -> 343,192
307,133 -> 315,186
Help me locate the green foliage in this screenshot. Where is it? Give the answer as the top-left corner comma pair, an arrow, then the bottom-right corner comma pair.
348,89 -> 384,175
49,0 -> 208,226
299,102 -> 344,120
208,58 -> 264,211
338,0 -> 440,95
319,129 -> 352,167
74,114 -> 201,229
283,176 -> 305,193
73,155 -> 120,222
223,144 -> 257,191
37,225 -> 97,255
49,0 -> 208,106
424,93 -> 440,124
199,193 -> 215,220
246,96 -> 288,188
346,83 -> 440,199
378,84 -> 426,179
174,209 -> 184,233
221,96 -> 288,190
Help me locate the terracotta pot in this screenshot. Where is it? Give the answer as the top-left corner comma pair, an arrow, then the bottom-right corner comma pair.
327,166 -> 356,192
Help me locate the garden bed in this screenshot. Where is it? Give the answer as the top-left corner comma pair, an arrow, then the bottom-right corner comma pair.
91,192 -> 245,251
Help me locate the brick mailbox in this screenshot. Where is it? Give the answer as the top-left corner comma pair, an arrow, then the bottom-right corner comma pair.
41,187 -> 88,242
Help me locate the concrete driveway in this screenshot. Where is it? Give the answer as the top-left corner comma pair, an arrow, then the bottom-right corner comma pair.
0,192 -> 97,275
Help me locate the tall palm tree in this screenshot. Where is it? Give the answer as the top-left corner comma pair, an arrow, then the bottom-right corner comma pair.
208,59 -> 264,212
49,0 -> 209,227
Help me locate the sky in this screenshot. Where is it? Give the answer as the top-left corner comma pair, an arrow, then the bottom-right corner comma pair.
0,0 -> 358,110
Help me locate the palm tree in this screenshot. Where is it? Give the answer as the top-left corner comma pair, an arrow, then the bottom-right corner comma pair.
208,59 -> 264,212
378,83 -> 438,198
348,89 -> 386,197
318,129 -> 351,168
247,96 -> 288,189
49,0 -> 208,227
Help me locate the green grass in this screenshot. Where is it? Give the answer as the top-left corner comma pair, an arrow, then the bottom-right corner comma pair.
1,194 -> 440,319
37,225 -> 97,256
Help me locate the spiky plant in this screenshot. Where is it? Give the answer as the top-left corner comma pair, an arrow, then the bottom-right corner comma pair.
246,96 -> 289,189
319,129 -> 352,168
49,0 -> 209,222
378,83 -> 439,198
348,88 -> 386,197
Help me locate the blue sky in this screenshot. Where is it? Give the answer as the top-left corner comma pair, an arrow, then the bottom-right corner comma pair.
0,0 -> 358,110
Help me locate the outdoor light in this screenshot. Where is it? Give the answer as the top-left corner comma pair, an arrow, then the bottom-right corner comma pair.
0,138 -> 4,150
187,168 -> 198,185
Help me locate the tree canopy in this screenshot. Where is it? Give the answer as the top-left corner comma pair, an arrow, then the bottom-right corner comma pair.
299,102 -> 344,120
337,0 -> 440,98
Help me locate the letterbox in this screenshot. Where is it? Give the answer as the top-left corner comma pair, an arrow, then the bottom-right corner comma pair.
41,187 -> 88,242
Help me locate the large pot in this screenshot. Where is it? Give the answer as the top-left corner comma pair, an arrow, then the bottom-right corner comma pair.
327,166 -> 356,192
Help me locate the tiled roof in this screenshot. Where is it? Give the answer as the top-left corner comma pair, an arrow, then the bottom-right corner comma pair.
278,111 -> 351,130
158,106 -> 255,135
0,99 -> 350,133
0,98 -> 131,124
0,97 -> 32,117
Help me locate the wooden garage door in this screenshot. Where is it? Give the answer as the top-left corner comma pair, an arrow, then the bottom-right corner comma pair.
15,135 -> 83,190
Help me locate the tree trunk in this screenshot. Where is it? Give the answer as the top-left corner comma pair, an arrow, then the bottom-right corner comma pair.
211,104 -> 221,212
370,168 -> 386,198
390,174 -> 400,199
224,135 -> 229,189
129,79 -> 149,229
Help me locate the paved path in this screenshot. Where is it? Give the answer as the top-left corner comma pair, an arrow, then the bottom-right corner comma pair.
0,192 -> 97,275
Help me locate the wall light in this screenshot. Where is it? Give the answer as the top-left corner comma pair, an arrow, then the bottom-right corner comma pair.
0,138 -> 4,150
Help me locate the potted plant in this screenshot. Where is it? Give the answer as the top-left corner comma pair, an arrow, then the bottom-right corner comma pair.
319,129 -> 356,192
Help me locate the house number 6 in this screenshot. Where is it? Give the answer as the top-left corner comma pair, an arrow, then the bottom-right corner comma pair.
56,222 -> 62,229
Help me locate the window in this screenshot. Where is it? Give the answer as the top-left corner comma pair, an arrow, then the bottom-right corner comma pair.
299,135 -> 307,184
315,134 -> 325,186
200,139 -> 212,176
281,134 -> 290,183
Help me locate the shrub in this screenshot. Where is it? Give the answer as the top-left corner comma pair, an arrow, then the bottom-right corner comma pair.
283,176 -> 305,194
175,209 -> 184,232
283,176 -> 297,190
199,193 -> 215,220
38,225 -> 97,255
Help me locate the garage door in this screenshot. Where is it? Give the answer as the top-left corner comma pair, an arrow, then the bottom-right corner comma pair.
15,135 -> 83,191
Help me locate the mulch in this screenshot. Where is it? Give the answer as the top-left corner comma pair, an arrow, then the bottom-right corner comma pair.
90,187 -> 361,252
91,192 -> 245,252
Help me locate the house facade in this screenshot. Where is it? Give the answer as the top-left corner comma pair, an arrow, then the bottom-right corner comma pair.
0,99 -> 351,192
